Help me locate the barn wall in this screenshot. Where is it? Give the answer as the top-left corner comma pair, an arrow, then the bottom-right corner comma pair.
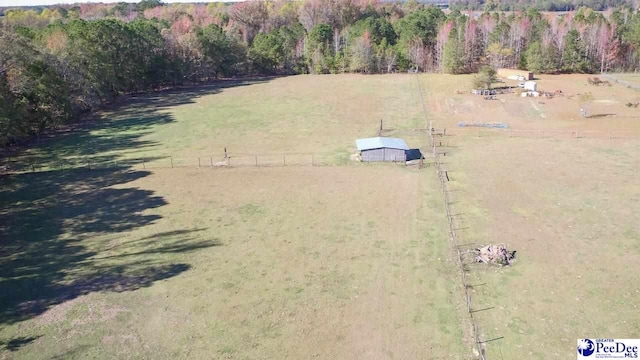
361,148 -> 406,162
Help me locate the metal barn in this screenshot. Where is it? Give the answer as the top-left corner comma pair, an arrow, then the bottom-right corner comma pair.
356,137 -> 409,162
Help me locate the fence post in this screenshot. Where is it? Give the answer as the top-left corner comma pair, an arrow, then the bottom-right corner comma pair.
198,157 -> 201,168
255,155 -> 258,166
170,156 -> 173,168
283,155 -> 286,166
142,159 -> 145,169
575,130 -> 579,139
31,161 -> 35,172
114,160 -> 117,169
210,157 -> 213,167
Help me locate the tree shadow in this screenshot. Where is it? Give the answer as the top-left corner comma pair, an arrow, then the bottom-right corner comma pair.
588,113 -> 617,118
2,78 -> 272,171
0,169 -> 220,326
0,336 -> 41,352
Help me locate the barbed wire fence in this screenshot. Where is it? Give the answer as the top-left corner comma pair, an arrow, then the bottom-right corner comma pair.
416,74 -> 504,360
1,152 -> 418,175
601,73 -> 640,92
442,127 -> 640,140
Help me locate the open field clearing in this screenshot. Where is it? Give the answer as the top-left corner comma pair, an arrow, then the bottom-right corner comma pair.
8,73 -> 640,172
9,75 -> 428,171
605,73 -> 640,88
0,166 -> 467,358
444,135 -> 640,359
420,74 -> 640,133
3,73 -> 640,359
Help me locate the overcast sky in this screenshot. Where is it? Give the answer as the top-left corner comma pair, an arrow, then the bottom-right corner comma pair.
0,0 -> 222,7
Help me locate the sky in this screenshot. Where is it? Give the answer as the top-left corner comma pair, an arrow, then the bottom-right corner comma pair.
0,0 -> 225,7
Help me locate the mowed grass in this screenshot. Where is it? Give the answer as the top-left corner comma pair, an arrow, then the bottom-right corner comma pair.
13,75 -> 428,170
6,72 -> 637,359
445,136 -> 640,359
1,75 -> 468,358
1,167 -> 467,359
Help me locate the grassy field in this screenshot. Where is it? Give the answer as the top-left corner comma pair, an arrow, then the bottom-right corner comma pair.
11,75 -> 428,170
445,136 -> 640,359
607,73 -> 640,87
1,75 -> 470,359
421,71 -> 640,357
0,167 -> 466,359
3,73 -> 640,359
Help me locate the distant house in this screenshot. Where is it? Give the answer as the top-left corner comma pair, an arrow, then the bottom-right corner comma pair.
356,137 -> 409,162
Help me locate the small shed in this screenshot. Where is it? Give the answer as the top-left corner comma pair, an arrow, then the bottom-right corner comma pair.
524,81 -> 537,91
356,137 -> 409,162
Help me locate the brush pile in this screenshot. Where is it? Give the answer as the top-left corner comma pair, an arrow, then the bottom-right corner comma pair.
475,244 -> 516,266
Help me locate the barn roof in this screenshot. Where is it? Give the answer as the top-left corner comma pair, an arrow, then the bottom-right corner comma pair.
356,137 -> 409,151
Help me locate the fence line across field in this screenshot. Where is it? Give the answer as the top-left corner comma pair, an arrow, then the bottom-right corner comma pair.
601,73 -> 640,91
1,152 -> 416,175
416,75 -> 496,360
442,127 -> 640,140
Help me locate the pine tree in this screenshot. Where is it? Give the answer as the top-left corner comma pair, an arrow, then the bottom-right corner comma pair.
562,29 -> 591,73
525,41 -> 559,73
443,27 -> 465,74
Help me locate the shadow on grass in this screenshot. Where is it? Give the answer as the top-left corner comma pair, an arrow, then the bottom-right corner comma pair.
3,79 -> 272,171
588,113 -> 617,118
0,336 -> 40,352
0,169 -> 220,326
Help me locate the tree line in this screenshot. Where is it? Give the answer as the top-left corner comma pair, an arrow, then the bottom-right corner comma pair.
2,0 -> 640,147
450,0 -> 632,12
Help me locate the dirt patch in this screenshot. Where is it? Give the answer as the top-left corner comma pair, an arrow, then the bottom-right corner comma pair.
37,295 -> 129,327
37,296 -> 87,326
71,301 -> 130,326
421,73 -> 640,132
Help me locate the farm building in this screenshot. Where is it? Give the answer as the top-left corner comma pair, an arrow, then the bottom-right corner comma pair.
356,137 -> 409,162
524,81 -> 537,91
498,68 -> 534,81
